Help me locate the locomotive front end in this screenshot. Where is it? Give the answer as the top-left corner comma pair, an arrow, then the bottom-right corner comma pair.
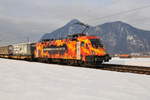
78,36 -> 111,64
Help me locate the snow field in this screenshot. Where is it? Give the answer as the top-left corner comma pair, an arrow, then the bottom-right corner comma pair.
0,58 -> 150,100
105,57 -> 150,67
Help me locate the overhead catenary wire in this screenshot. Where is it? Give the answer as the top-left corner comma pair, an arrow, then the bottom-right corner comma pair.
64,4 -> 150,37
84,4 -> 150,24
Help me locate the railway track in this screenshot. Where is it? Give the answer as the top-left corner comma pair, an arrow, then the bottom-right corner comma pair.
1,57 -> 150,75
61,63 -> 150,75
32,59 -> 150,75
94,64 -> 150,75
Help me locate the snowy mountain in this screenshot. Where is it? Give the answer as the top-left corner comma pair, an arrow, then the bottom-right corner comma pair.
41,19 -> 150,54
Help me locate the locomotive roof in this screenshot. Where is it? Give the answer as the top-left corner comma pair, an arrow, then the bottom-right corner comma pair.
77,35 -> 100,39
40,33 -> 100,42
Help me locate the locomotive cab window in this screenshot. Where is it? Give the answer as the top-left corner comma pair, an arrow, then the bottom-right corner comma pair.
90,39 -> 103,48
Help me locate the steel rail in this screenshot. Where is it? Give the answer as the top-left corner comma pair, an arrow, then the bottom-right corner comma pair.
95,64 -> 150,75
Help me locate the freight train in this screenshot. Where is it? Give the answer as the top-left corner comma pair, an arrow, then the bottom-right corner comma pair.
0,33 -> 111,65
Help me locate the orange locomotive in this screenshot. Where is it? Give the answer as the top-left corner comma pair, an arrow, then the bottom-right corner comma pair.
35,33 -> 111,65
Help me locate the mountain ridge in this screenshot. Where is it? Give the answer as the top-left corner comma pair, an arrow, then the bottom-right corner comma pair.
41,19 -> 150,54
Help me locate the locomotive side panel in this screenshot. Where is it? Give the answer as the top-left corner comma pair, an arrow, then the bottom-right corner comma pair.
35,40 -> 78,60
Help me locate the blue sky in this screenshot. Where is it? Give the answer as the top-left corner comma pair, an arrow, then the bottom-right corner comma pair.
0,0 -> 150,45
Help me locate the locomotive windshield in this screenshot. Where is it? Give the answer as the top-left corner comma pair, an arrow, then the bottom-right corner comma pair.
90,39 -> 103,48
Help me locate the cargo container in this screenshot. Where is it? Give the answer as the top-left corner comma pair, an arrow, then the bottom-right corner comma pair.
0,45 -> 13,55
12,43 -> 34,56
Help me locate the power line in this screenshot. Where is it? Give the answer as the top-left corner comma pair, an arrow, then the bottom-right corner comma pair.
85,4 -> 150,23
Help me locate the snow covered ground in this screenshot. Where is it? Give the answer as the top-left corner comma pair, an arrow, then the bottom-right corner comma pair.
105,57 -> 150,67
0,58 -> 150,100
